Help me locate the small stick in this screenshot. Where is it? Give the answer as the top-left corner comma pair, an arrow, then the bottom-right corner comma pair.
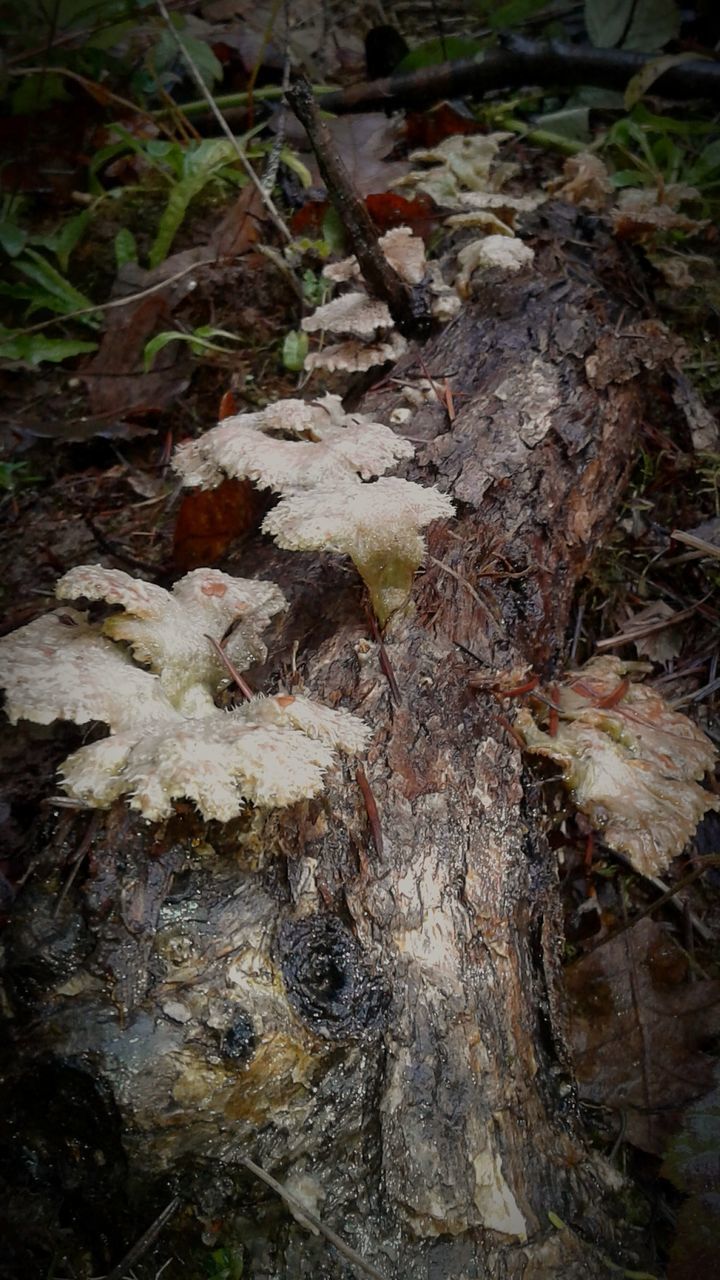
240,1155 -> 388,1280
205,634 -> 254,701
285,75 -> 430,338
101,1196 -> 181,1280
356,766 -> 384,859
366,608 -> 401,704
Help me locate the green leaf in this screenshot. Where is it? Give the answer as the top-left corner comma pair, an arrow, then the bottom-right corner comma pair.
321,206 -> 346,255
114,227 -> 138,268
279,147 -> 313,189
148,174 -> 205,268
32,211 -> 90,273
282,330 -> 309,372
0,218 -> 27,257
12,71 -> 68,113
0,329 -> 98,366
143,326 -> 240,371
488,0 -> 550,30
13,249 -> 99,324
624,51 -> 703,109
182,35 -> 223,91
584,0 -> 680,52
534,106 -> 591,143
397,36 -> 484,72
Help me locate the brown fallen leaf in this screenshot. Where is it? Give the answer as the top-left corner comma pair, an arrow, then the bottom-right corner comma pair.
172,477 -> 267,571
566,917 -> 720,1154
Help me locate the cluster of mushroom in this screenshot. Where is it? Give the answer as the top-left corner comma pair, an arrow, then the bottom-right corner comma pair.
301,226 -> 460,373
393,134 -> 540,295
173,391 -> 455,626
0,566 -> 369,822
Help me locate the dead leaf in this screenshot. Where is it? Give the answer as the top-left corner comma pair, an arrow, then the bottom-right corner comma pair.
622,601 -> 683,663
612,185 -> 708,243
546,152 -> 613,211
566,917 -> 720,1154
172,477 -> 266,571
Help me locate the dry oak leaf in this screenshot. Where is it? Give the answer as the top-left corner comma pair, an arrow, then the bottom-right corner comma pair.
516,655 -> 718,876
546,152 -> 614,211
566,917 -> 720,1154
612,184 -> 708,242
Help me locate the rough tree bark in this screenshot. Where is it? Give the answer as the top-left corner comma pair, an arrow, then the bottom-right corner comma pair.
2,206 -> 677,1278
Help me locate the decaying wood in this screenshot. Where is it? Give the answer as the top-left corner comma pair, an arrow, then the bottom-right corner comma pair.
2,207 -> 672,1279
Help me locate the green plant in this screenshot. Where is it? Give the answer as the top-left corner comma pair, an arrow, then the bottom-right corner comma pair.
205,1246 -> 244,1280
143,324 -> 243,371
604,105 -> 720,199
90,130 -> 250,267
0,461 -> 41,493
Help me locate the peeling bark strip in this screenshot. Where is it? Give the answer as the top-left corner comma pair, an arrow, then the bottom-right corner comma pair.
3,208 -> 660,1277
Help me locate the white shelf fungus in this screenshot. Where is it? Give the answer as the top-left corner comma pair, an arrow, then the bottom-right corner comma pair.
302,225 -> 459,374
0,569 -> 369,822
61,694 -> 370,823
173,393 -> 414,494
516,656 -> 719,877
56,565 -> 287,716
394,133 -> 517,205
263,478 -> 455,626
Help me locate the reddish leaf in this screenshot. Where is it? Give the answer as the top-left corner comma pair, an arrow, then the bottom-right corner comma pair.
404,102 -> 482,149
365,192 -> 438,239
218,390 -> 237,419
292,192 -> 437,242
172,478 -> 266,571
290,200 -> 329,237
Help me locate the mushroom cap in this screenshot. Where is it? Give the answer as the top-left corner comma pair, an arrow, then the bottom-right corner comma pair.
57,565 -> 287,715
263,476 -> 455,560
304,333 -> 408,374
173,396 -> 413,492
60,694 -> 370,822
0,607 -> 175,732
302,292 -> 393,337
324,226 -> 428,287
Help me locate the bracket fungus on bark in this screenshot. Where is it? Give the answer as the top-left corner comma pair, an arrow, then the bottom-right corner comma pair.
173,393 -> 414,493
516,655 -> 719,877
262,477 -> 455,626
0,566 -> 370,822
173,393 -> 455,626
302,226 -> 459,373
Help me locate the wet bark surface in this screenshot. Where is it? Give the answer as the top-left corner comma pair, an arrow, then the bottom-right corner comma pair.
1,206 -> 669,1278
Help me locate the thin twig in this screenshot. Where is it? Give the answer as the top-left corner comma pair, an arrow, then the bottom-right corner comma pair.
101,1197 -> 181,1280
205,634 -> 254,701
239,1155 -> 388,1280
570,857 -> 720,961
356,766 -> 384,859
12,257 -> 218,337
366,608 -> 401,704
154,0 -> 291,243
7,65 -> 172,133
286,74 -> 430,337
55,810 -> 103,916
671,529 -> 720,561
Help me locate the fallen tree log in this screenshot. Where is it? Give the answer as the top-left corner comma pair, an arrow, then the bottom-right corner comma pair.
1,205 -> 681,1278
